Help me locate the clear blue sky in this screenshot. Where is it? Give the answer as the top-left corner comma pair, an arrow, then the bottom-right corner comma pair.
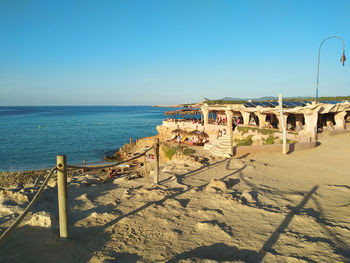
0,0 -> 349,105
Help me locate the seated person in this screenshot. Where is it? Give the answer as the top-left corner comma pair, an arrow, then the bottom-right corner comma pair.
177,134 -> 182,143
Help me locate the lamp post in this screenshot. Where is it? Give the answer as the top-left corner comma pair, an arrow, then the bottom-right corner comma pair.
316,36 -> 346,99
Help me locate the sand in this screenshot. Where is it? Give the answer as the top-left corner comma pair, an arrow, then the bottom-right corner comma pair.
0,133 -> 349,262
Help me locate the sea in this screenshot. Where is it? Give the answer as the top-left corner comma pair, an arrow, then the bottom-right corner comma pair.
0,106 -> 174,172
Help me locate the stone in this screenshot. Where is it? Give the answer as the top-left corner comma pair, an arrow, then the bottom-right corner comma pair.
47,179 -> 57,188
25,211 -> 52,228
206,179 -> 227,192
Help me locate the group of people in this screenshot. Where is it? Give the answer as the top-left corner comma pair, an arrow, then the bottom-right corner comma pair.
216,129 -> 226,138
175,133 -> 206,145
208,116 -> 227,125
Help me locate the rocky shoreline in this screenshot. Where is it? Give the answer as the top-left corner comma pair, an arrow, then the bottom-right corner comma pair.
0,136 -> 156,188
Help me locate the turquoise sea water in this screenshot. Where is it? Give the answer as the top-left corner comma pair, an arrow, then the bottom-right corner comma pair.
0,106 -> 172,171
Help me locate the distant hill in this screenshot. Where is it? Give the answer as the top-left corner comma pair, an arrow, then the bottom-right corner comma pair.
220,97 -> 245,101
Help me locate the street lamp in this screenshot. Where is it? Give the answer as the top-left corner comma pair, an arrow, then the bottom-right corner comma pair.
316,36 -> 346,99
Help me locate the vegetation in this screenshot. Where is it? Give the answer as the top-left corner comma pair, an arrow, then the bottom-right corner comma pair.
162,144 -> 177,160
236,126 -> 277,135
286,139 -> 297,144
205,95 -> 350,105
183,147 -> 196,155
289,96 -> 350,102
206,100 -> 247,105
265,135 -> 275,145
161,143 -> 196,160
234,135 -> 253,146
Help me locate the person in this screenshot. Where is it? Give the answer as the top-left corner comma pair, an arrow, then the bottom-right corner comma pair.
177,134 -> 181,143
222,129 -> 226,135
236,118 -> 241,125
217,129 -> 221,139
296,124 -> 303,132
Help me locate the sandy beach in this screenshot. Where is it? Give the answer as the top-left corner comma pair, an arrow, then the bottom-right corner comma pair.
0,132 -> 349,262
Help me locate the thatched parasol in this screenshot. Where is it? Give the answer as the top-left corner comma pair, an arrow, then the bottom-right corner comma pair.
171,128 -> 187,135
187,130 -> 209,138
187,130 -> 201,136
165,108 -> 201,116
198,131 -> 209,138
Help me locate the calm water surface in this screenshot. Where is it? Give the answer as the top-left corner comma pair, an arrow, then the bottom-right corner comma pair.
0,106 -> 172,171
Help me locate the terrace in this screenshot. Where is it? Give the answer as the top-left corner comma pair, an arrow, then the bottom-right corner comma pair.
158,100 -> 350,144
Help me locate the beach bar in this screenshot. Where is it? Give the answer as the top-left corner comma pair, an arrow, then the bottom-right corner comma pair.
157,100 -> 350,148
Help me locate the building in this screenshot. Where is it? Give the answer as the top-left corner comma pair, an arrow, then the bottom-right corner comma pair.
157,100 -> 350,144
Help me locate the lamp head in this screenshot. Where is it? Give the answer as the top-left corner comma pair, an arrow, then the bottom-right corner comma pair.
340,50 -> 346,66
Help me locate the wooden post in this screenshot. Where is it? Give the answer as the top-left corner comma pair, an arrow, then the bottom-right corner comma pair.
225,110 -> 234,156
143,155 -> 148,182
153,138 -> 160,184
278,94 -> 287,155
57,155 -> 68,238
229,127 -> 233,156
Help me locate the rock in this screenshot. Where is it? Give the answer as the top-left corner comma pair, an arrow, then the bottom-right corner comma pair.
0,203 -> 13,213
47,179 -> 57,188
25,211 -> 52,228
80,180 -> 91,186
171,153 -> 203,168
241,190 -> 254,203
0,190 -> 29,205
126,172 -> 142,180
196,220 -> 233,238
206,179 -> 227,192
78,174 -> 100,185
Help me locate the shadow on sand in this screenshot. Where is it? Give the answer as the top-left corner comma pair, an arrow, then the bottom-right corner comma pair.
1,154 -> 349,262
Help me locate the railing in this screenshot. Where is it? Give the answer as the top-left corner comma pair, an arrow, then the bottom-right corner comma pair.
0,139 -> 160,244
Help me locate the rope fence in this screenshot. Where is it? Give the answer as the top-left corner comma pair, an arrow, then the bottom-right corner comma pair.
0,138 -> 160,244
67,146 -> 153,170
0,166 -> 57,245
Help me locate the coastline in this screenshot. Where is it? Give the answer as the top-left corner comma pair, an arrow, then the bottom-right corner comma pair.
0,133 -> 159,187
152,104 -> 185,108
0,106 -> 168,172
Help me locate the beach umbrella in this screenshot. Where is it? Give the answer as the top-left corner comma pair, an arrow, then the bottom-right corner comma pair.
187,130 -> 201,136
200,132 -> 209,138
198,131 -> 209,138
187,130 -> 209,138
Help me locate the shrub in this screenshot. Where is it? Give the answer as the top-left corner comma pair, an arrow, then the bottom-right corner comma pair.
234,135 -> 253,146
183,147 -> 196,155
236,126 -> 277,135
161,144 -> 196,159
265,135 -> 275,145
162,144 -> 177,160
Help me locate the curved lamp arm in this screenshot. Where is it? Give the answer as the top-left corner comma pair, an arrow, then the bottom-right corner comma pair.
316,36 -> 346,99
